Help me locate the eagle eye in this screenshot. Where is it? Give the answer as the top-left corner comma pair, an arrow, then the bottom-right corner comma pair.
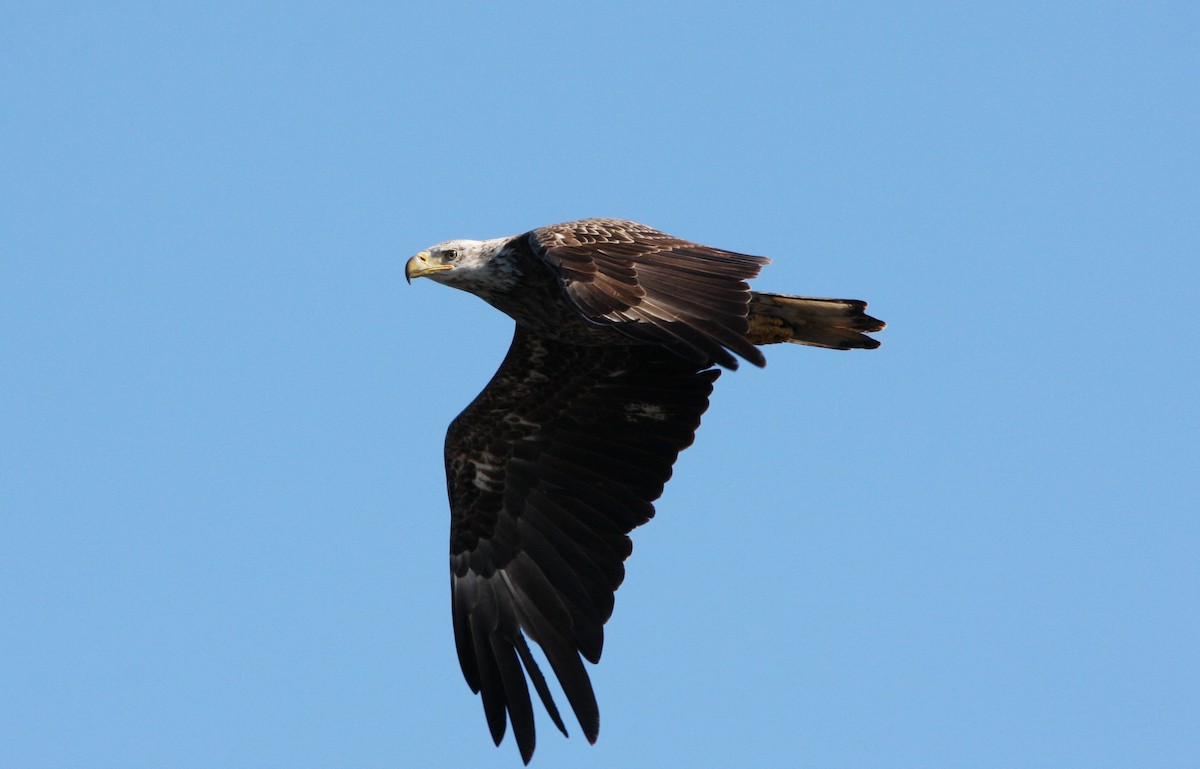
442,248 -> 460,262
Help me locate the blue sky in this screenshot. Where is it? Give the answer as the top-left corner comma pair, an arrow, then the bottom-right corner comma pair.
2,2 -> 1196,767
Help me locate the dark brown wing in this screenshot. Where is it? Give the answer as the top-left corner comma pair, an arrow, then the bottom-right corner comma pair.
527,218 -> 769,369
446,325 -> 718,763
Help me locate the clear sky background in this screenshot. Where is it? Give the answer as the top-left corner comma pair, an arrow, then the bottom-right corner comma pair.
2,2 -> 1197,768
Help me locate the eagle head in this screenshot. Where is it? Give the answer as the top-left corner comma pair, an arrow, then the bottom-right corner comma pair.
405,237 -> 519,294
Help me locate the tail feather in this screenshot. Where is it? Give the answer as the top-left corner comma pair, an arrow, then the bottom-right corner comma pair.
747,292 -> 885,350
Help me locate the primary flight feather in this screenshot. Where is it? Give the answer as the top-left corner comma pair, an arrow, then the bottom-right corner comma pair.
406,218 -> 884,763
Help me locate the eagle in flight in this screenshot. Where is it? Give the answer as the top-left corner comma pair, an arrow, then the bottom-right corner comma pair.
406,218 -> 884,762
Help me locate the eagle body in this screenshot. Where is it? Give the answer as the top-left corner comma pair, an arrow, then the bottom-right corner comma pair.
406,218 -> 884,763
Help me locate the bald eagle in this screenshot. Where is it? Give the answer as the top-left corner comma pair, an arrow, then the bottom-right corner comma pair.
406,218 -> 884,762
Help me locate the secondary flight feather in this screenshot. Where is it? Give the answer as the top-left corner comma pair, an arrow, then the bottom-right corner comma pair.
405,218 -> 884,762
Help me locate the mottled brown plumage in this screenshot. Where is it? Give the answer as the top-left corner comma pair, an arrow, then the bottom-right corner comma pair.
405,218 -> 884,763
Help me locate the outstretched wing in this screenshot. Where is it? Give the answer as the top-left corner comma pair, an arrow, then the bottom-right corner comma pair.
446,325 -> 718,763
526,218 -> 769,369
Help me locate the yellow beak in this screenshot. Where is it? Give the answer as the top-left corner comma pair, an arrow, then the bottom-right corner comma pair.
405,251 -> 454,284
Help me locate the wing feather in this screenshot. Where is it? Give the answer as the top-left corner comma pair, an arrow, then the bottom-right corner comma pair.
446,326 -> 717,761
526,218 -> 769,369
515,517 -> 606,659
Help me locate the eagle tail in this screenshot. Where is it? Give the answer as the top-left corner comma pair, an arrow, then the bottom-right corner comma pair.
747,292 -> 885,351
